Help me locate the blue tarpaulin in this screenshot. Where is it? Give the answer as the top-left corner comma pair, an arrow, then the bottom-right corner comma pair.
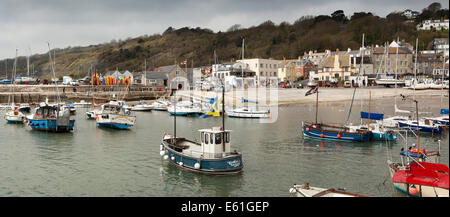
440,109 -> 449,115
241,98 -> 259,104
360,112 -> 384,120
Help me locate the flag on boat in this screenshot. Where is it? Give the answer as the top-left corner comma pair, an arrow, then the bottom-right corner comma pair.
305,86 -> 318,96
180,60 -> 187,65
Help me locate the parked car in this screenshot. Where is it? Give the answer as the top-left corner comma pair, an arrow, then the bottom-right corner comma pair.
293,82 -> 303,89
70,80 -> 80,86
344,81 -> 351,88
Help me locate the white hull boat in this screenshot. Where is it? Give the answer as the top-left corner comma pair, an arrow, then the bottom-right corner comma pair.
289,183 -> 367,197
226,107 -> 270,118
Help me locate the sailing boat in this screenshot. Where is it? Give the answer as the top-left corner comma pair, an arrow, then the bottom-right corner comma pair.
302,86 -> 372,142
26,43 -> 75,132
5,49 -> 27,124
424,56 -> 449,126
226,38 -> 271,119
160,79 -> 243,174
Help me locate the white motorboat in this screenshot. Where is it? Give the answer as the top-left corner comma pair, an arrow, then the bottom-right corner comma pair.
151,99 -> 171,111
96,102 -> 136,129
5,105 -> 26,124
131,100 -> 153,111
226,107 -> 271,118
74,100 -> 92,108
168,101 -> 202,116
289,183 -> 367,197
86,105 -> 103,120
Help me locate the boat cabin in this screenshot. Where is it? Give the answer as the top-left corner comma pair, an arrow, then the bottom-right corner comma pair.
102,103 -> 129,115
33,103 -> 59,119
198,127 -> 231,155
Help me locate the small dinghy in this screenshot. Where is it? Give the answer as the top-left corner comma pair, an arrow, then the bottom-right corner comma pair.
289,183 -> 368,197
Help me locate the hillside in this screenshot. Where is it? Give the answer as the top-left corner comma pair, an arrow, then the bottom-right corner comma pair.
0,4 -> 448,80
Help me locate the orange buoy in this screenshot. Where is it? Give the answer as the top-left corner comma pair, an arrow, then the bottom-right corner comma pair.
306,128 -> 310,131
94,115 -> 98,120
411,149 -> 427,154
320,133 -> 324,138
409,185 -> 418,195
337,134 -> 341,139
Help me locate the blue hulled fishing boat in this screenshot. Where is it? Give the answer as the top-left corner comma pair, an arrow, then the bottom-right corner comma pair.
160,80 -> 243,174
26,102 -> 75,132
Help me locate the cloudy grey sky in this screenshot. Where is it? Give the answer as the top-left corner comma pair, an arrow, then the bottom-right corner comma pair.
0,0 -> 448,59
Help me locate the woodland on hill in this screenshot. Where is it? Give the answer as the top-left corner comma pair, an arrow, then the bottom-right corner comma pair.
0,2 -> 448,79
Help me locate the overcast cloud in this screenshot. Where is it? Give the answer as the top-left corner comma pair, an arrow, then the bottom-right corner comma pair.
0,0 -> 448,59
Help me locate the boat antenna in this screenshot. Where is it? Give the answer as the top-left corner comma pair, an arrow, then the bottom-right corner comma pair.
12,48 -> 18,105
48,42 -> 60,104
413,38 -> 418,101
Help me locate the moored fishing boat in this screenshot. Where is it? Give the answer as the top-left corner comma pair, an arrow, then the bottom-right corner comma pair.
397,119 -> 443,134
226,106 -> 271,118
160,80 -> 243,175
289,183 -> 368,197
302,122 -> 372,142
151,98 -> 171,111
26,101 -> 75,132
74,100 -> 92,108
96,102 -> 136,129
5,105 -> 26,124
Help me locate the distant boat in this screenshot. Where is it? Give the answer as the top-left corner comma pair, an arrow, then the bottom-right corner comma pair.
375,77 -> 405,87
130,100 -> 153,111
151,98 -> 171,111
4,49 -> 27,124
424,109 -> 449,126
397,119 -> 443,134
226,98 -> 271,118
167,101 -> 202,116
74,100 -> 92,108
86,105 -> 103,120
289,183 -> 368,197
160,83 -> 243,174
96,102 -> 136,129
346,112 -> 397,141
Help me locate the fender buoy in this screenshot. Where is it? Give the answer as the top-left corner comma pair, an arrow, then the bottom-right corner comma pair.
411,149 -> 427,154
306,128 -> 310,131
409,185 -> 418,195
337,134 -> 341,139
320,133 -> 324,138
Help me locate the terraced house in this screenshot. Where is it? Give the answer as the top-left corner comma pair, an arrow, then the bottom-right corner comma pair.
372,41 -> 413,75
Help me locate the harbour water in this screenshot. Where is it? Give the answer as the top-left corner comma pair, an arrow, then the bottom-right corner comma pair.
0,97 -> 448,197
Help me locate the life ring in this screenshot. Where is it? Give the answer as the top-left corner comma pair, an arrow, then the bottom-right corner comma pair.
411,148 -> 428,154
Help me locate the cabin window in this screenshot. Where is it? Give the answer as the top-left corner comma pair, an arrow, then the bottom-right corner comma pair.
201,132 -> 204,143
215,133 -> 222,145
225,132 -> 230,143
205,133 -> 209,144
210,133 -> 214,144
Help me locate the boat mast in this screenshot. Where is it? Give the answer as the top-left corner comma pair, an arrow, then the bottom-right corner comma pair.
360,34 -> 364,125
394,38 -> 399,115
413,38 -> 418,101
441,55 -> 445,109
315,88 -> 318,124
12,48 -> 18,105
48,42 -> 60,104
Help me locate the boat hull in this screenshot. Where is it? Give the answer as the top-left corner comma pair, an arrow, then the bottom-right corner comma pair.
27,119 -> 75,132
372,131 -> 396,141
161,143 -> 243,175
302,123 -> 372,142
97,122 -> 133,129
398,121 -> 442,134
388,165 -> 449,197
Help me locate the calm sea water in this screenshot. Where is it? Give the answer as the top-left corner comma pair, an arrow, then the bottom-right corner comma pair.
0,97 -> 448,197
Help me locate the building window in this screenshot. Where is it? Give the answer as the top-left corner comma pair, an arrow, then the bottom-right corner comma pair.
260,63 -> 263,68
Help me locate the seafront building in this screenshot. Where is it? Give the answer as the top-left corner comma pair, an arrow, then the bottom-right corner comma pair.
372,41 -> 413,75
237,58 -> 282,87
417,19 -> 449,31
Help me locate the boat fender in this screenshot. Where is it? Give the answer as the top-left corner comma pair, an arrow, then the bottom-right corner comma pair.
409,185 -> 418,195
320,133 -> 324,138
163,155 -> 169,160
306,128 -> 310,131
160,150 -> 166,156
337,134 -> 341,139
194,162 -> 201,169
411,149 -> 427,154
178,162 -> 183,166
171,156 -> 175,161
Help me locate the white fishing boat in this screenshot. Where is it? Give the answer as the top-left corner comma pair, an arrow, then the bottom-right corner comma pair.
86,105 -> 103,119
289,183 -> 368,197
131,100 -> 153,111
73,100 -> 92,108
96,102 -> 136,129
4,49 -> 26,124
375,77 -> 405,87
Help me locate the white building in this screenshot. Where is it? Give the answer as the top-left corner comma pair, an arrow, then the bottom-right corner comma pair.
237,58 -> 282,86
417,19 -> 449,31
211,62 -> 256,88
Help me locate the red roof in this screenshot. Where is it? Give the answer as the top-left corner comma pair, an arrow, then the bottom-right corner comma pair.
392,162 -> 449,189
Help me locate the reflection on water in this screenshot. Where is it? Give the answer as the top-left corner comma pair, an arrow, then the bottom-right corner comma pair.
0,98 -> 448,197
